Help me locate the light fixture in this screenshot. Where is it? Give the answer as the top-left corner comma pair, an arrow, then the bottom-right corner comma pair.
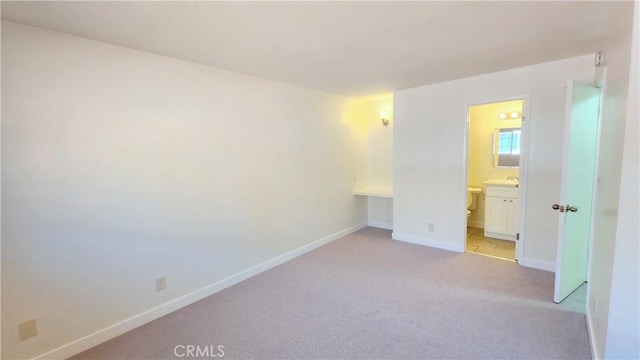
498,111 -> 522,120
380,111 -> 390,126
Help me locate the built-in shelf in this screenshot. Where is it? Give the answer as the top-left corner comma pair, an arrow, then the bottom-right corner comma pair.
354,188 -> 393,199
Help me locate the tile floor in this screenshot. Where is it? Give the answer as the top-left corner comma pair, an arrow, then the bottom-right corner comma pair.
466,227 -> 516,260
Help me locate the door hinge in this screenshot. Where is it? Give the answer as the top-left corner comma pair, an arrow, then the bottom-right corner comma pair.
522,116 -> 525,122
516,233 -> 520,241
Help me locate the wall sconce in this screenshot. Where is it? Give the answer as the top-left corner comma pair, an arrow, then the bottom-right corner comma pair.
380,111 -> 390,126
498,111 -> 522,120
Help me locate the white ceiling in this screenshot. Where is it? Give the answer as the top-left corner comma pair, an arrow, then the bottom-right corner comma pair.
1,1 -> 619,96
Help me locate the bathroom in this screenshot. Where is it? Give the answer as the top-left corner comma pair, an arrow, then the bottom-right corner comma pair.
466,99 -> 523,260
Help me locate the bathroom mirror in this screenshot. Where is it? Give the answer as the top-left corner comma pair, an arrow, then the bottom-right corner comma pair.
493,127 -> 521,167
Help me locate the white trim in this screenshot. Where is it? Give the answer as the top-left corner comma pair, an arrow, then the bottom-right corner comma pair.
517,96 -> 532,262
33,221 -> 368,360
465,94 -> 532,108
586,303 -> 600,359
368,220 -> 393,230
587,67 -> 607,289
392,232 -> 464,253
517,257 -> 555,272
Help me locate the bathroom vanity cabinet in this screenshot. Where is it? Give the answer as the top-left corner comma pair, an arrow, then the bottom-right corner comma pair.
484,185 -> 518,241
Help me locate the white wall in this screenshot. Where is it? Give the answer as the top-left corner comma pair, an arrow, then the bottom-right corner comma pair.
605,6 -> 639,355
586,2 -> 636,358
365,96 -> 394,191
367,197 -> 393,230
393,55 -> 594,265
1,21 -> 367,359
602,3 -> 639,359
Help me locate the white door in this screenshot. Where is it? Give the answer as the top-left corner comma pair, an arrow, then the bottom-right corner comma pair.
553,81 -> 601,303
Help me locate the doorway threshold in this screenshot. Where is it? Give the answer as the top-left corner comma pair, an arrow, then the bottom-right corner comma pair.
466,251 -> 516,263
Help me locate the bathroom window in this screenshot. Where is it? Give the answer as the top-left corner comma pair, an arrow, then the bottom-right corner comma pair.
494,128 -> 521,167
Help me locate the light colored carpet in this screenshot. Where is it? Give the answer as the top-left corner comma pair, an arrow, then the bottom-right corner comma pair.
72,227 -> 590,359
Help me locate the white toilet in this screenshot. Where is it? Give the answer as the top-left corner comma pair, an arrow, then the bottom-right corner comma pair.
467,187 -> 482,217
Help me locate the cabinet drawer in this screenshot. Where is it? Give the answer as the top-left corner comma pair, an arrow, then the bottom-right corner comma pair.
485,186 -> 519,198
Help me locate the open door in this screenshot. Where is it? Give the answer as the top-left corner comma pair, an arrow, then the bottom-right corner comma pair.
553,81 -> 601,303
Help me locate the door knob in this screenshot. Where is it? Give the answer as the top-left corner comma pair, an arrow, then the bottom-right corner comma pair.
552,204 -> 565,212
566,205 -> 578,212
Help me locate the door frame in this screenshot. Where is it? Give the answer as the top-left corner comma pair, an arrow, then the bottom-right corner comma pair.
462,94 -> 531,261
585,68 -> 607,289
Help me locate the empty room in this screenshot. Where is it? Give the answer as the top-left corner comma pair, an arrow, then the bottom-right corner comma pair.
2,2 -> 638,360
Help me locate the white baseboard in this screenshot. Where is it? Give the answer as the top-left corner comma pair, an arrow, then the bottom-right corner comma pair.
586,307 -> 600,359
368,220 -> 393,230
35,221 -> 368,360
391,232 -> 463,253
517,257 -> 555,272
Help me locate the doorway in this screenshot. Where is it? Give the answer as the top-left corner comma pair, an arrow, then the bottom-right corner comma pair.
464,98 -> 528,261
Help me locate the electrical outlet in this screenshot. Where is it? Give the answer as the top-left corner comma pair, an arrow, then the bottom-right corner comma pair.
428,222 -> 435,232
156,276 -> 167,291
18,319 -> 37,340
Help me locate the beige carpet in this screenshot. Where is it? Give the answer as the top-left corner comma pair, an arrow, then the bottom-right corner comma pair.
72,227 -> 590,359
